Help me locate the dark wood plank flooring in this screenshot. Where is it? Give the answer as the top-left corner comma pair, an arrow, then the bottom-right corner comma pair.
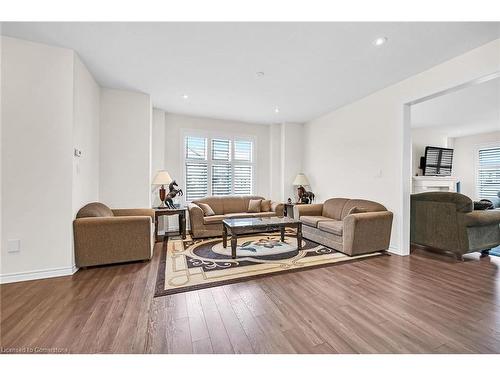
1,244 -> 499,353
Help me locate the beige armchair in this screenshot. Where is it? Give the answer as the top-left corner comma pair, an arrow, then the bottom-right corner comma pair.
73,202 -> 155,268
295,198 -> 393,256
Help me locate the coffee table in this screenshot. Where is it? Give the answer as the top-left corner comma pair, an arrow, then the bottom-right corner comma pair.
222,217 -> 302,259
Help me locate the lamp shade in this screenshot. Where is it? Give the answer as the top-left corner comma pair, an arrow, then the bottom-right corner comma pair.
152,170 -> 173,185
293,173 -> 310,186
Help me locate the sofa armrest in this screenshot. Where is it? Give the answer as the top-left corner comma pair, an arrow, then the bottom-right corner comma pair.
295,204 -> 323,218
271,202 -> 284,217
73,216 -> 153,267
188,202 -> 205,229
343,211 -> 393,255
112,208 -> 155,221
464,209 -> 500,227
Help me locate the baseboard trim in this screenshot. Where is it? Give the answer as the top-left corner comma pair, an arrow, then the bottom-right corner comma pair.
388,245 -> 404,256
0,265 -> 78,284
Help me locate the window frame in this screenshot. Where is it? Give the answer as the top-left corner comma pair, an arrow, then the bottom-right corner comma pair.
181,129 -> 257,203
475,142 -> 500,200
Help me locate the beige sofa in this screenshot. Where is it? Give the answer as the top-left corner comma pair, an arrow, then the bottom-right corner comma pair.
295,198 -> 393,256
73,202 -> 155,268
411,192 -> 500,260
188,195 -> 284,238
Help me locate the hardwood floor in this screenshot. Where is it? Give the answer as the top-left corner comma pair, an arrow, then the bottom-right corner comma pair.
1,243 -> 500,354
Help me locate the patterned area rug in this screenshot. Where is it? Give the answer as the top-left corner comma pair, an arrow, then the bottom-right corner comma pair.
490,245 -> 500,257
154,230 -> 386,296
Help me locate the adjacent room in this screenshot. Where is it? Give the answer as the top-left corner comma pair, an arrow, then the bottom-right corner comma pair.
1,21 -> 500,356
410,76 -> 500,260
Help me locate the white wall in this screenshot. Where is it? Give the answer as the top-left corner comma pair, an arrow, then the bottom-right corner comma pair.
163,113 -> 272,199
99,89 -> 152,208
281,123 -> 304,202
151,108 -> 166,207
411,128 -> 451,176
1,37 -> 75,280
303,38 -> 500,255
452,131 -> 500,199
268,124 -> 283,202
72,55 -> 100,215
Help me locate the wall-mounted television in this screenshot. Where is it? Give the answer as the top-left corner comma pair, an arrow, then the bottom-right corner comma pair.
419,146 -> 454,176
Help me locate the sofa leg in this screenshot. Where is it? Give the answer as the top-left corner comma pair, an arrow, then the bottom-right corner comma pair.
480,249 -> 490,257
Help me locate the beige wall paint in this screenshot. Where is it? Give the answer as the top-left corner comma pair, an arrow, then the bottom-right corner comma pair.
303,38 -> 500,255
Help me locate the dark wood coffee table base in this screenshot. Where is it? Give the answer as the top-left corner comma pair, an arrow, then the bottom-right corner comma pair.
222,220 -> 302,259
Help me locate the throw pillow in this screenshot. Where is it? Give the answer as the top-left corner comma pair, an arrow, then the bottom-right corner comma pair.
248,199 -> 262,213
198,202 -> 215,216
348,206 -> 367,215
260,199 -> 272,212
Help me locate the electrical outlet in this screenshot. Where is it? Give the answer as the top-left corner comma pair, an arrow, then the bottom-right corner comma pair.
7,239 -> 21,253
74,148 -> 82,157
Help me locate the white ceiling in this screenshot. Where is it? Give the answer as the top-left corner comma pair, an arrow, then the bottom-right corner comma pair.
2,22 -> 500,124
411,77 -> 500,137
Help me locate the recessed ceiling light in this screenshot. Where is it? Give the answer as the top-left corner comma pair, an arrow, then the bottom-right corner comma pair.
182,94 -> 189,99
274,107 -> 280,113
373,37 -> 388,46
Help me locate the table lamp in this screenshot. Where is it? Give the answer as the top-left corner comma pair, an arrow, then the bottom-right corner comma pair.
152,170 -> 173,208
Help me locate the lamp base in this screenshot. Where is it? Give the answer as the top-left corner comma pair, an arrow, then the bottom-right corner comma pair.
159,185 -> 166,208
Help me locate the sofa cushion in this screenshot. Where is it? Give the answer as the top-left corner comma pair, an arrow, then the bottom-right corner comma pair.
253,212 -> 276,218
194,197 -> 225,215
198,202 -> 215,216
193,195 -> 265,215
225,213 -> 256,219
261,199 -> 272,212
248,199 -> 262,213
341,199 -> 386,220
318,220 -> 344,236
203,215 -> 226,224
76,202 -> 114,218
301,215 -> 334,228
322,198 -> 349,220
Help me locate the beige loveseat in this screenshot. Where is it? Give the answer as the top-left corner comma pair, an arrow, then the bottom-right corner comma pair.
295,198 -> 393,256
188,196 -> 284,238
73,202 -> 155,268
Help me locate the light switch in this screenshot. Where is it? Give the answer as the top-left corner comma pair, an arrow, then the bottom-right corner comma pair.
7,239 -> 20,253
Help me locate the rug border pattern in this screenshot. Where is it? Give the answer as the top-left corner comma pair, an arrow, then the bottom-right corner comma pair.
154,236 -> 389,297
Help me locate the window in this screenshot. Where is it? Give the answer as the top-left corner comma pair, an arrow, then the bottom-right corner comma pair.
477,146 -> 500,200
184,135 -> 254,201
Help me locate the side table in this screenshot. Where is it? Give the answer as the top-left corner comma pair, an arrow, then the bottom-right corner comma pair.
153,207 -> 187,242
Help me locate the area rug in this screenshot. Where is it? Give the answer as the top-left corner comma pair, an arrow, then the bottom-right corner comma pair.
154,230 -> 386,296
489,245 -> 500,257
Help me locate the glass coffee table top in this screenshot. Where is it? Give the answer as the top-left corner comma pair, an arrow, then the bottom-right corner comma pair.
222,216 -> 300,228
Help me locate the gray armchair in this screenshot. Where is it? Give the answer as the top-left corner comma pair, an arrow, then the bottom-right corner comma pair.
410,192 -> 500,260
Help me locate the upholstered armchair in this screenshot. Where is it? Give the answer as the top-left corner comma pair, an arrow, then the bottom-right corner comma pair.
410,192 -> 500,260
73,202 -> 155,268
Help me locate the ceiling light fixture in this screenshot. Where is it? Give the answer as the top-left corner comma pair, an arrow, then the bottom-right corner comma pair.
182,94 -> 189,99
373,37 -> 388,46
274,107 -> 280,113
